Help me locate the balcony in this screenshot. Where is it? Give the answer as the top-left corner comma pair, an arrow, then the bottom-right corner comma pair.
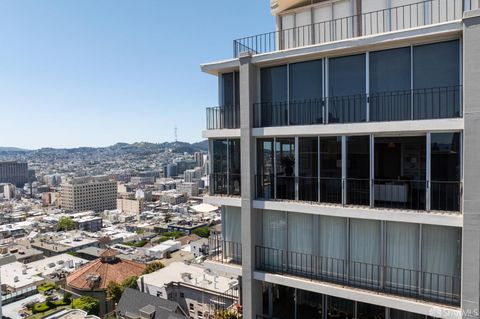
234,0 -> 468,57
254,86 -> 462,127
206,106 -> 240,130
256,175 -> 462,213
210,173 -> 241,197
208,236 -> 242,265
255,246 -> 461,306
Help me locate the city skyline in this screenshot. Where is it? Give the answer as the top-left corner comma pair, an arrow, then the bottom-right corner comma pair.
0,0 -> 273,149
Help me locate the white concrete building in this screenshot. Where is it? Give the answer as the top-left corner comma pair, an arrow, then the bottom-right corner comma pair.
60,176 -> 117,212
201,1 -> 480,318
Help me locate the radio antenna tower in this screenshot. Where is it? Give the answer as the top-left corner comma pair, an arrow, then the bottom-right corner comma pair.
174,126 -> 178,144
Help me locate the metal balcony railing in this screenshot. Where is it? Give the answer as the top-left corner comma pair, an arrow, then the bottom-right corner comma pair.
210,173 -> 241,196
206,106 -> 240,130
255,246 -> 461,306
253,86 -> 462,127
234,0 -> 470,57
255,175 -> 462,213
208,235 -> 242,265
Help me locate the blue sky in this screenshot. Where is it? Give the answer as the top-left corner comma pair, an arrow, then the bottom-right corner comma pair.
0,1 -> 273,149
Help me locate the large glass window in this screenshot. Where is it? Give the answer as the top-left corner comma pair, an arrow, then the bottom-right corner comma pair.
319,216 -> 347,276
276,138 -> 296,200
431,133 -> 461,211
287,212 -> 314,271
370,47 -> 411,121
260,66 -> 288,126
326,296 -> 354,319
320,137 -> 342,204
211,139 -> 241,196
413,40 -> 461,119
212,139 -> 228,195
223,206 -> 241,262
298,137 -> 318,201
220,72 -> 240,128
374,136 -> 426,210
328,54 -> 367,123
257,139 -> 274,199
346,136 -> 370,205
289,60 -> 323,125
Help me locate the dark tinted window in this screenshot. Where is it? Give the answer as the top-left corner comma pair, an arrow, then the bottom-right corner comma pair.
261,65 -> 287,102
413,40 -> 460,89
370,47 -> 411,92
329,54 -> 366,96
290,60 -> 322,101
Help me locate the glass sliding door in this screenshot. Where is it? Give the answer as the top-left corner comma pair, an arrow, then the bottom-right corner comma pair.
212,139 -> 228,195
328,54 -> 367,123
299,137 -> 318,201
260,65 -> 288,127
369,47 -> 411,121
289,60 -> 323,125
326,296 -> 354,319
421,225 -> 461,303
430,133 -> 461,212
385,222 -> 419,292
276,138 -> 296,200
320,137 -> 342,204
356,302 -> 385,319
257,139 -> 275,199
413,40 -> 461,119
221,71 -> 240,128
349,219 -> 381,287
374,136 -> 426,210
346,136 -> 370,206
228,139 -> 241,196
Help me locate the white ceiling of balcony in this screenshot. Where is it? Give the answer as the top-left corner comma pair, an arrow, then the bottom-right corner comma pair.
270,0 -> 325,15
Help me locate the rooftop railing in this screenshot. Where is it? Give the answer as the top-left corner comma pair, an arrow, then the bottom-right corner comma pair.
234,0 -> 472,57
256,245 -> 461,306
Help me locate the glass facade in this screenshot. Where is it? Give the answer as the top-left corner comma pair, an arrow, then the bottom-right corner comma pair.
211,139 -> 241,196
250,40 -> 461,128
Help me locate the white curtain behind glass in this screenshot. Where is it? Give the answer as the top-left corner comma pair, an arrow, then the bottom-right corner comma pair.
319,216 -> 347,277
422,225 -> 461,297
224,206 -> 242,261
263,210 -> 287,270
386,222 -> 419,290
288,212 -> 314,271
349,219 -> 381,285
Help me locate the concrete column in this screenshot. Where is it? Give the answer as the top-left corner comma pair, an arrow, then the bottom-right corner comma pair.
462,8 -> 480,319
239,52 -> 263,318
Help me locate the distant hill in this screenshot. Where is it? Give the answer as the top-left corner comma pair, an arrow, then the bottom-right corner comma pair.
0,141 -> 208,156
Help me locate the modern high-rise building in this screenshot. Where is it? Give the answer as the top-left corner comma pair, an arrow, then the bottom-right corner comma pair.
0,161 -> 29,187
60,176 -> 117,212
202,1 -> 480,318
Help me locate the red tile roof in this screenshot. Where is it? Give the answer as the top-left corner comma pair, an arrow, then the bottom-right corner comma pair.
66,254 -> 146,291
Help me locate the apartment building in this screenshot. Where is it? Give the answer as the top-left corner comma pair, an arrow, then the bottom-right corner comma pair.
60,176 -> 117,212
202,1 -> 480,318
0,161 -> 28,187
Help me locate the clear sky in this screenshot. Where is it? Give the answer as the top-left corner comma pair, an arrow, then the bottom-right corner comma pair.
0,0 -> 274,149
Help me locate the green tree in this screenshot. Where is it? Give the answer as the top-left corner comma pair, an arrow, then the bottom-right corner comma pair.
121,276 -> 139,290
72,296 -> 100,315
142,261 -> 165,275
63,292 -> 73,304
106,281 -> 123,304
214,309 -> 242,319
57,216 -> 75,231
192,227 -> 210,238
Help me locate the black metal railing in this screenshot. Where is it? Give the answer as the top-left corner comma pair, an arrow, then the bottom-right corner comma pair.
210,173 -> 241,196
255,246 -> 461,306
373,179 -> 426,210
206,106 -> 240,130
253,86 -> 462,128
255,175 -> 461,212
208,236 -> 242,265
234,0 -> 466,57
431,181 -> 462,212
